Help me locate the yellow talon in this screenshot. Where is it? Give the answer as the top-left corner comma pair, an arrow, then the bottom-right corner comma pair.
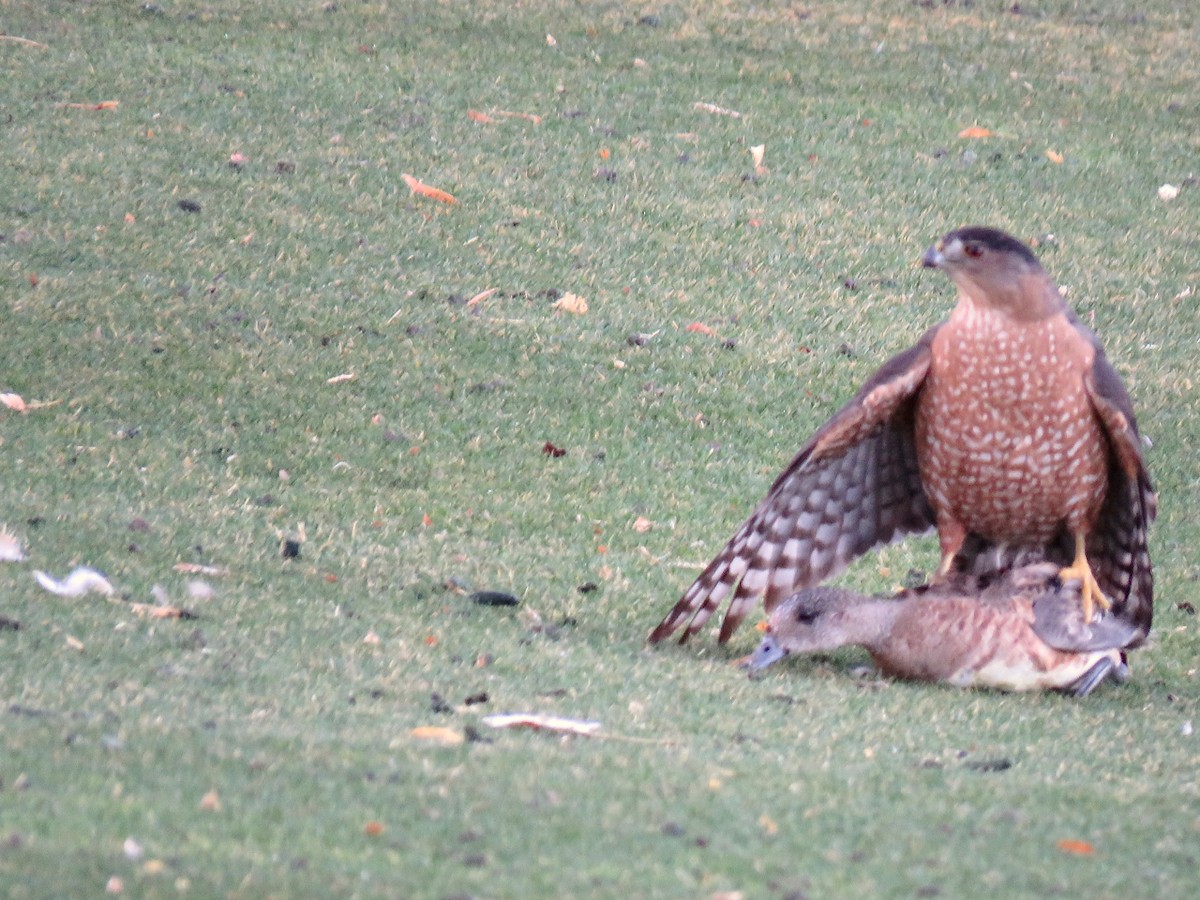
1058,534 -> 1111,623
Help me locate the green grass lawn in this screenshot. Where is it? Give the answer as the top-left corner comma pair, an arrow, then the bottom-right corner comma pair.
2,1 -> 1197,896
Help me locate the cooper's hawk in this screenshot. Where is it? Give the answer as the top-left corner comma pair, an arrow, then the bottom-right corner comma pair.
649,226 -> 1154,647
746,563 -> 1140,696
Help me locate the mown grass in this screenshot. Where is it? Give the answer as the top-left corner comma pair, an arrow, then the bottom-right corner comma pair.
1,1 -> 1197,897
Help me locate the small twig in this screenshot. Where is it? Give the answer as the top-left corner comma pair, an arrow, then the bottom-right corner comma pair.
0,35 -> 49,50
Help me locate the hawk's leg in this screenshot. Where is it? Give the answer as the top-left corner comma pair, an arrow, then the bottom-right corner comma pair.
934,518 -> 967,580
1057,532 -> 1111,623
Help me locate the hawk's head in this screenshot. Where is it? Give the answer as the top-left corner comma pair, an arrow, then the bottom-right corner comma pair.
923,226 -> 1063,321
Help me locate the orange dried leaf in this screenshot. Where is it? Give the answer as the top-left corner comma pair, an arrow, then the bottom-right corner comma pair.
467,288 -> 497,306
1056,839 -> 1095,856
401,173 -> 457,205
552,292 -> 588,314
1045,149 -> 1064,164
467,108 -> 495,124
693,101 -> 741,118
364,820 -> 385,836
494,109 -> 542,124
410,725 -> 464,745
958,126 -> 994,139
173,563 -> 228,575
66,100 -> 119,110
686,321 -> 716,336
199,789 -> 221,812
632,516 -> 653,533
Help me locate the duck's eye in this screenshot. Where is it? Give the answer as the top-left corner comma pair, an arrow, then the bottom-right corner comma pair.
964,242 -> 984,259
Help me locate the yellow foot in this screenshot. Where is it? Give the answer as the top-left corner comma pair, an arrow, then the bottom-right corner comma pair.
1058,535 -> 1111,623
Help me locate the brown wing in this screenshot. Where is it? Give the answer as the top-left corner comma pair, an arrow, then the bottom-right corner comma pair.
1080,329 -> 1156,645
649,328 -> 940,645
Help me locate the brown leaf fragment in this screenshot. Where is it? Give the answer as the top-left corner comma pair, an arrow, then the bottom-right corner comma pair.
410,726 -> 465,746
65,100 -> 119,110
467,109 -> 496,124
493,109 -> 542,124
693,101 -> 742,118
1056,838 -> 1096,856
128,602 -> 196,620
401,173 -> 457,205
552,292 -> 588,314
958,126 -> 994,139
173,563 -> 228,575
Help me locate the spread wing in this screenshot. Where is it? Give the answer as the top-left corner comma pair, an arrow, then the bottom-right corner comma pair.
649,329 -> 940,645
1080,329 -> 1156,646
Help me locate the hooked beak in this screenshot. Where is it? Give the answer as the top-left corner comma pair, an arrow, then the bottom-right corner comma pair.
921,242 -> 945,269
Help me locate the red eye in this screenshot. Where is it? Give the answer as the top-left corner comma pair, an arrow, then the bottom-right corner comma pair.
964,243 -> 983,258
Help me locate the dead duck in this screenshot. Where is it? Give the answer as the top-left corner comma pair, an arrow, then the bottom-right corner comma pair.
748,563 -> 1140,696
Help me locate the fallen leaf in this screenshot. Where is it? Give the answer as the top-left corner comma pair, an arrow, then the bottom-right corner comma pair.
421,512 -> 432,527
685,321 -> 716,336
958,126 -> 994,139
65,100 -> 119,110
173,563 -> 228,575
552,292 -> 588,314
1158,183 -> 1179,201
546,34 -> 557,47
0,34 -> 49,49
199,789 -> 221,812
401,173 -> 457,205
632,516 -> 653,533
65,634 -> 85,651
466,288 -> 497,306
364,820 -> 385,836
694,101 -> 742,118
123,213 -> 136,224
363,629 -> 381,645
326,372 -> 356,384
228,152 -> 249,167
599,147 -> 610,160
467,108 -> 495,124
105,876 -> 124,894
494,110 -> 542,125
758,814 -> 779,836
480,713 -> 601,736
1045,148 -> 1064,164
410,725 -> 465,745
128,602 -> 195,620
542,441 -> 567,458
1056,838 -> 1095,856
